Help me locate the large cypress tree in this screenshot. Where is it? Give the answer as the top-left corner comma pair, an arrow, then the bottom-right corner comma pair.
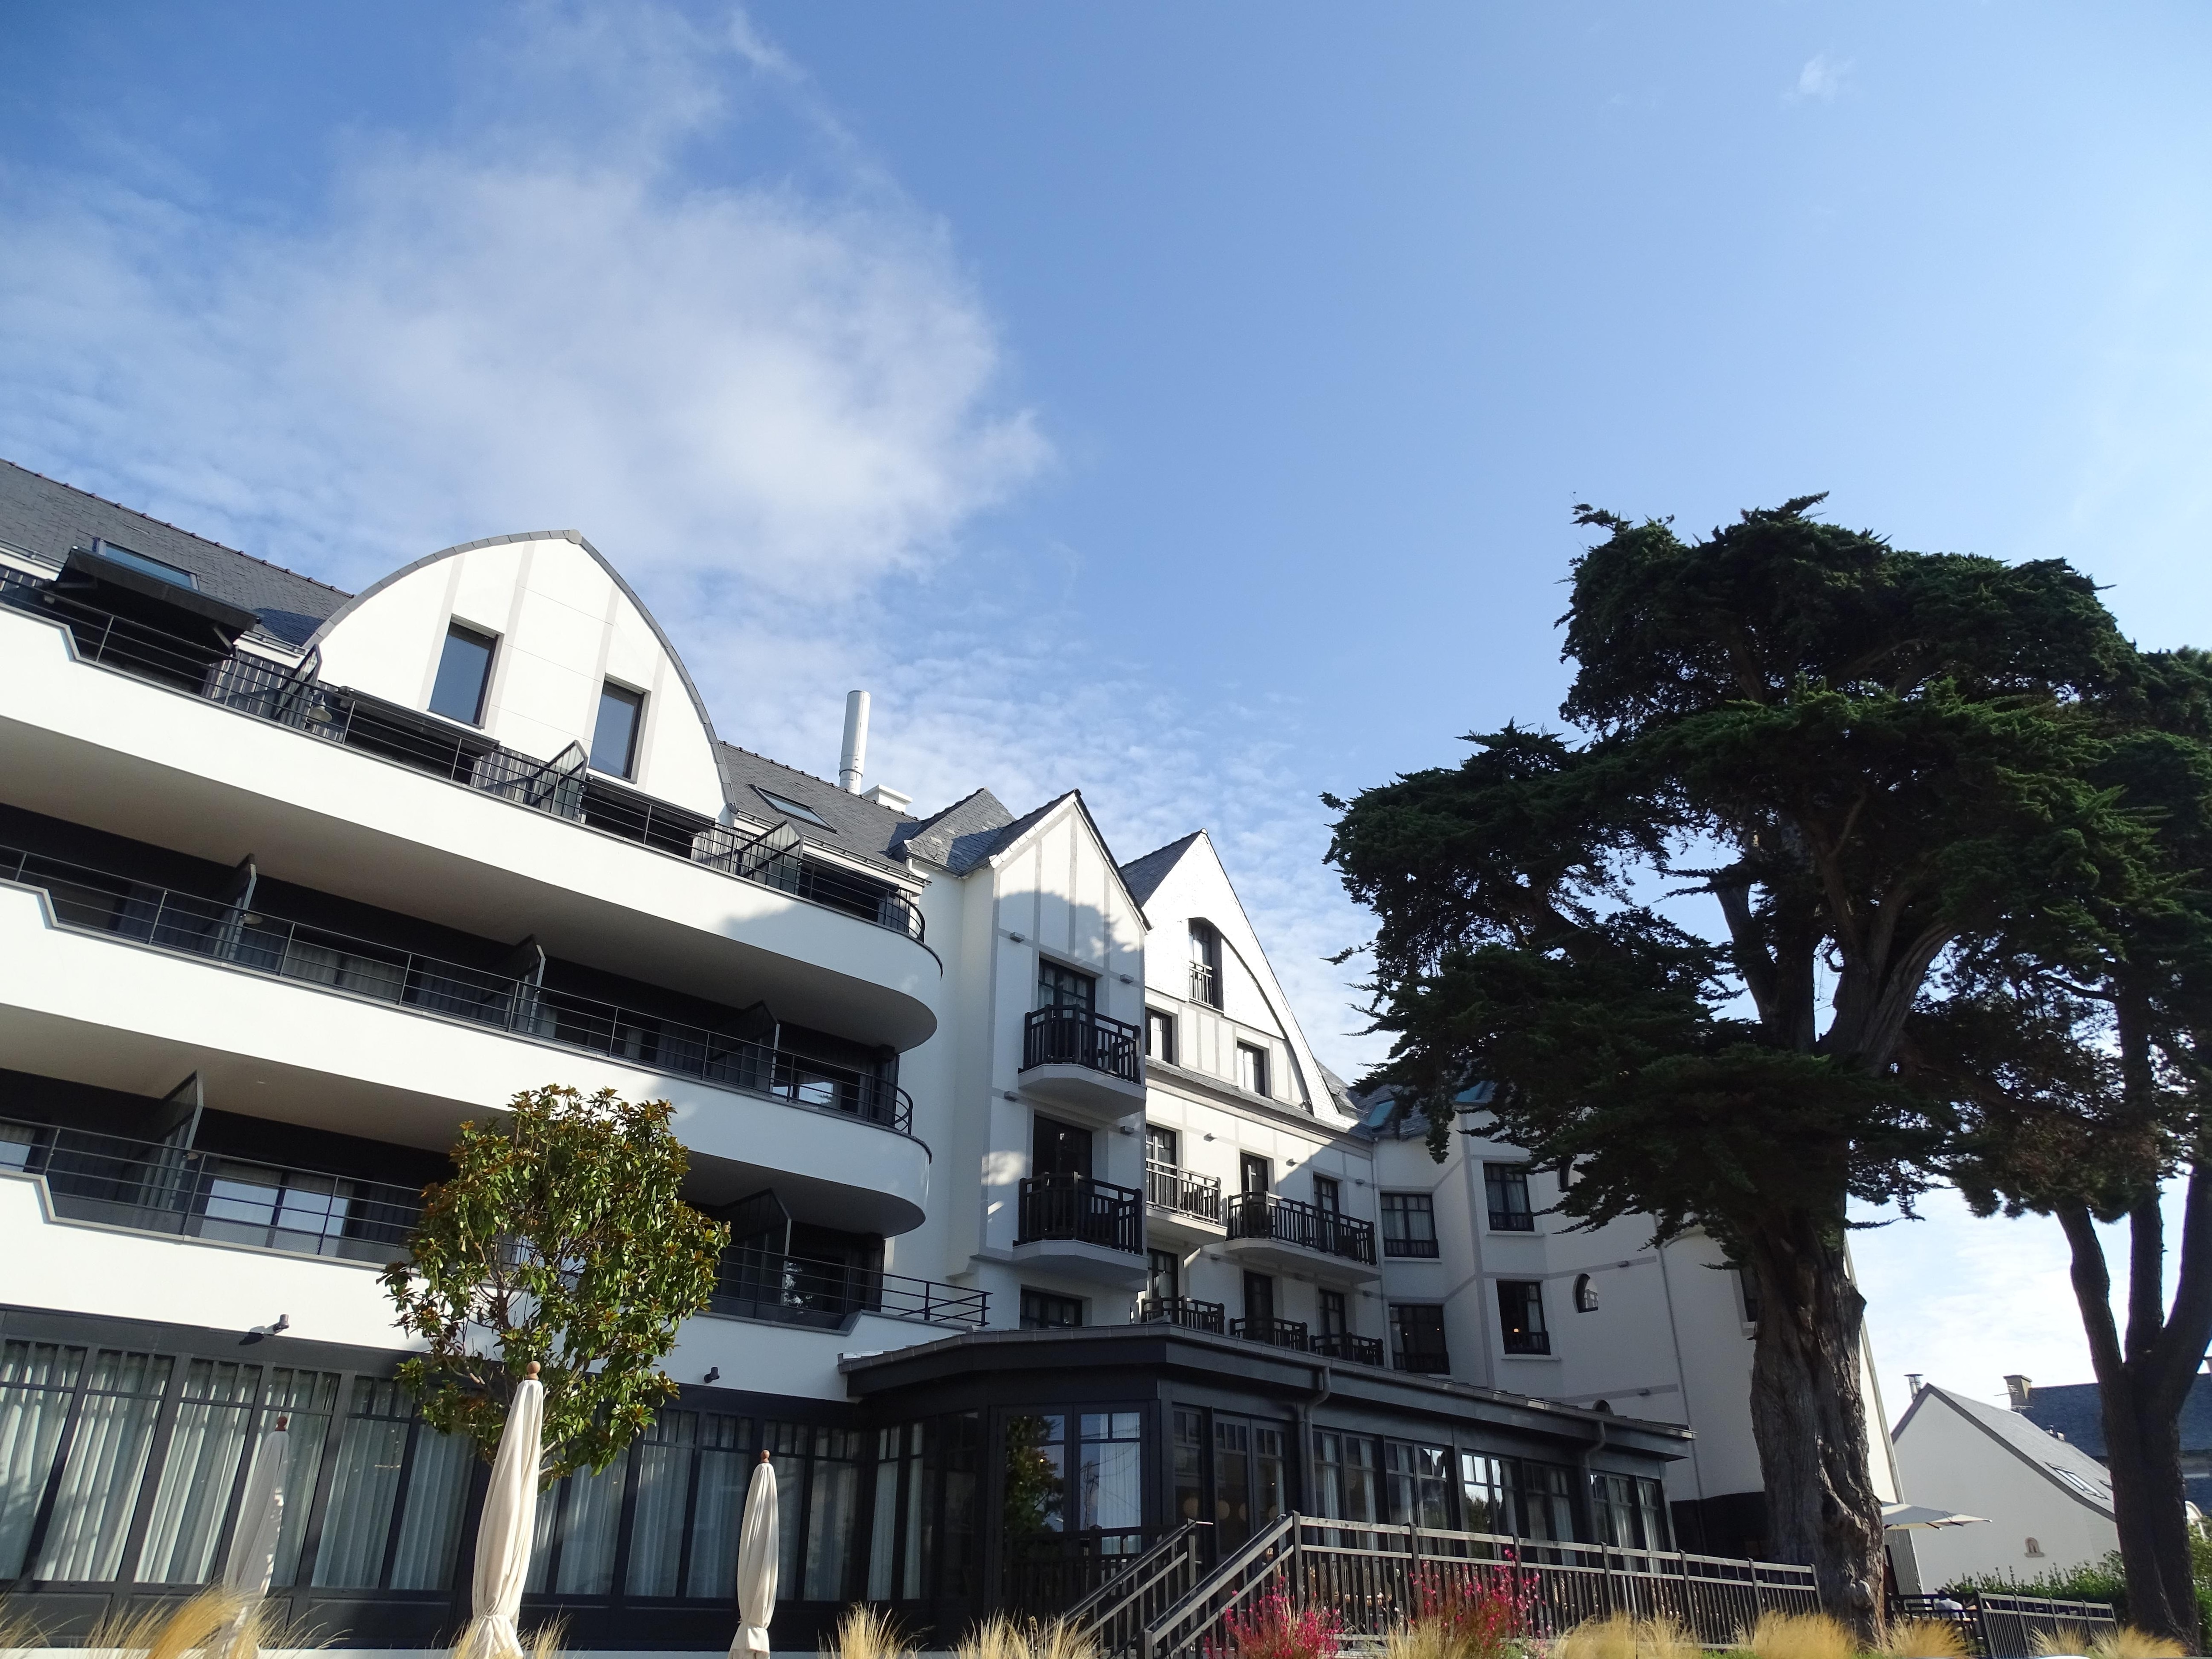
1325,499 -> 2144,1635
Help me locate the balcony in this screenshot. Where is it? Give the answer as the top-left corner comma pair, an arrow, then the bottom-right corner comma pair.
1395,1345 -> 1454,1375
1011,1174 -> 1147,1285
1132,1294 -> 1224,1333
1019,1007 -> 1145,1125
1144,1159 -> 1224,1245
0,580 -> 938,1049
0,1116 -> 421,1266
1309,1331 -> 1386,1366
1230,1317 -> 1310,1351
1222,1192 -> 1381,1281
710,1246 -> 986,1331
0,843 -> 916,1136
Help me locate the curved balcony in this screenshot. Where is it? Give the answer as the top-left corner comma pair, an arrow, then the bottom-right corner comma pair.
1018,1007 -> 1145,1125
0,880 -> 932,1236
1223,1192 -> 1380,1282
0,596 -> 937,1048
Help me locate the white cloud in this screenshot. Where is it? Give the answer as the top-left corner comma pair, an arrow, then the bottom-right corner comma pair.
0,4 -> 1045,600
1791,52 -> 1853,102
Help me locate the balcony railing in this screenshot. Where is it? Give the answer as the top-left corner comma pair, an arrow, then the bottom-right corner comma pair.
711,1246 -> 986,1330
0,843 -> 914,1136
1230,1317 -> 1310,1350
1503,1328 -> 1552,1356
1394,1345 -> 1453,1375
1016,1175 -> 1143,1255
1225,1192 -> 1377,1264
1144,1160 -> 1222,1222
1382,1230 -> 1441,1259
1132,1295 -> 1225,1333
1308,1331 -> 1385,1366
1022,1007 -> 1144,1084
0,1116 -> 422,1264
1,573 -> 924,941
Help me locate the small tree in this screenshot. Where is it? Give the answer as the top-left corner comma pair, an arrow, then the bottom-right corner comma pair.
381,1085 -> 729,1481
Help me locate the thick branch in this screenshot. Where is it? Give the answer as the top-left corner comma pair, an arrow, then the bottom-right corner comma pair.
2059,1205 -> 2127,1382
2147,1159 -> 2212,1409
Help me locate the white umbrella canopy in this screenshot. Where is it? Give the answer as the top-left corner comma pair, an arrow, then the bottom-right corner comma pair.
212,1413 -> 292,1657
731,1449 -> 779,1659
455,1363 -> 546,1659
1883,1503 -> 1990,1529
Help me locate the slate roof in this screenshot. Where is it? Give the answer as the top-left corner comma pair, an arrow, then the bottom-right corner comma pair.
714,742 -> 920,879
2022,1377 -> 2212,1461
0,458 -> 351,647
889,788 -> 1018,874
1899,1386 -> 2116,1514
1120,830 -> 1204,905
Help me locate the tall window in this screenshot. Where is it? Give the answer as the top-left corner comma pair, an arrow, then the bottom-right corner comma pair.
1318,1289 -> 1348,1337
1038,960 -> 1096,1014
1003,1412 -> 1143,1557
1381,1192 -> 1439,1258
1484,1163 -> 1535,1231
1389,1305 -> 1450,1374
1145,1008 -> 1177,1064
1312,1430 -> 1380,1528
1145,1124 -> 1179,1167
591,681 -> 645,778
1591,1472 -> 1672,1550
1020,1288 -> 1084,1330
428,622 -> 496,724
1240,1152 -> 1271,1195
1242,1272 -> 1276,1328
1189,921 -> 1223,1008
1497,1280 -> 1550,1354
1458,1452 -> 1514,1536
1147,1248 -> 1181,1305
1384,1442 -> 1455,1529
1312,1174 -> 1340,1214
1236,1043 -> 1270,1098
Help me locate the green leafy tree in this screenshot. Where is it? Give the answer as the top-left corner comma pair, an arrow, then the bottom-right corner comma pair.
1912,655 -> 2212,1647
381,1085 -> 729,1482
1325,499 -> 2143,1636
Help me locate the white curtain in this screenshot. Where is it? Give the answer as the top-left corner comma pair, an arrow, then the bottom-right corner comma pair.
34,1352 -> 171,1582
0,1341 -> 81,1578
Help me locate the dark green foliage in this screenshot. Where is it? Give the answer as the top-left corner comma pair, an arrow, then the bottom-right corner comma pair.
381,1085 -> 729,1484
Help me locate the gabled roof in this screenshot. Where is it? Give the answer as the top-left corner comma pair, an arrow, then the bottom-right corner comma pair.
2022,1377 -> 2212,1461
889,787 -> 1017,874
1119,830 -> 1205,905
0,457 -> 351,646
716,741 -> 919,879
1897,1386 -> 2116,1515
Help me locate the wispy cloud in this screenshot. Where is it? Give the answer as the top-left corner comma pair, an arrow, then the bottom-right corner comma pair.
1790,52 -> 1852,103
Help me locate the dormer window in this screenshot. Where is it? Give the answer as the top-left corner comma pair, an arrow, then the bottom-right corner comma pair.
754,788 -> 834,830
88,539 -> 197,590
429,622 -> 497,725
591,681 -> 644,779
1189,921 -> 1223,1009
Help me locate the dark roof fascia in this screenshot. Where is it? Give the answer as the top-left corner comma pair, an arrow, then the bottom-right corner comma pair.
60,547 -> 263,634
839,1325 -> 1690,1459
1923,1389 -> 2114,1519
303,529 -> 724,760
987,791 -> 1152,930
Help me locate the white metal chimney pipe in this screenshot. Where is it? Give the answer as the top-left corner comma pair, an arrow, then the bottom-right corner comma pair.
838,691 -> 870,794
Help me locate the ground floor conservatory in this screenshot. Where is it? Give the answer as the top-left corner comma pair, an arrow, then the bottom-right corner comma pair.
0,1309 -> 1688,1650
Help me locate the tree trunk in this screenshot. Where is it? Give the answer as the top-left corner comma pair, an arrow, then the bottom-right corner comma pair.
1744,1209 -> 1888,1644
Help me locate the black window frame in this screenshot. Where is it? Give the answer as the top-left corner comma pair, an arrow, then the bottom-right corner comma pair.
1144,1007 -> 1177,1064
427,621 -> 498,726
590,680 -> 646,780
1235,1042 -> 1270,1098
1380,1192 -> 1439,1259
1188,922 -> 1223,1009
1018,1288 -> 1085,1330
1037,960 -> 1097,1015
1497,1279 -> 1550,1355
1483,1162 -> 1535,1232
1145,1124 -> 1179,1167
1388,1304 -> 1450,1374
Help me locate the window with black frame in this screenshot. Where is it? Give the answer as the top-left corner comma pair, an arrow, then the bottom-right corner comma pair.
1389,1304 -> 1450,1373
1384,1441 -> 1454,1529
1381,1192 -> 1439,1258
1037,960 -> 1096,1014
428,622 -> 496,724
1312,1429 -> 1381,1536
1145,1008 -> 1176,1064
1021,1288 -> 1084,1329
1002,1410 -> 1145,1594
1483,1162 -> 1535,1231
591,681 -> 645,778
1519,1462 -> 1580,1548
1590,1471 -> 1672,1551
1497,1280 -> 1550,1354
1458,1452 -> 1515,1536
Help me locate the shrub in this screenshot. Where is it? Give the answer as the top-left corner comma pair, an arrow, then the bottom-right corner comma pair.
1209,1593 -> 1346,1659
1880,1617 -> 1970,1659
826,1605 -> 916,1659
1740,1611 -> 1856,1659
1552,1611 -> 1701,1659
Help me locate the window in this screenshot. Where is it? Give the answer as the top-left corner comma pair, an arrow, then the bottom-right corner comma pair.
1312,1175 -> 1340,1214
1389,1305 -> 1450,1374
1459,1452 -> 1515,1536
1242,1272 -> 1276,1327
1236,1043 -> 1270,1098
1385,1442 -> 1455,1530
428,622 -> 497,725
1381,1192 -> 1439,1258
1574,1272 -> 1600,1313
1147,1249 -> 1181,1304
1312,1430 -> 1380,1528
1145,1008 -> 1177,1064
1240,1153 -> 1271,1195
1738,1267 -> 1762,1328
1189,921 -> 1223,1008
1038,960 -> 1097,1014
1020,1289 -> 1084,1330
591,681 -> 644,778
1145,1124 -> 1179,1167
1484,1163 -> 1534,1231
1520,1461 -> 1578,1543
753,788 -> 835,830
1318,1289 -> 1348,1337
1498,1280 -> 1550,1355
1034,1117 -> 1092,1179
1590,1472 -> 1671,1550
1003,1411 -> 1143,1547
89,539 -> 197,589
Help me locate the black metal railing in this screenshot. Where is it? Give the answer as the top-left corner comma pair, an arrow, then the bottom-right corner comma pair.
1226,1192 -> 1377,1264
1230,1317 -> 1310,1350
1889,1592 -> 2119,1659
1133,1295 -> 1225,1333
1394,1343 -> 1454,1375
1015,1175 -> 1144,1255
2,576 -> 926,941
1022,1006 -> 1144,1084
1503,1327 -> 1552,1356
1063,1521 -> 1208,1654
1144,1160 -> 1223,1222
710,1245 -> 985,1330
0,1116 -> 421,1264
1309,1331 -> 1385,1365
0,843 -> 915,1136
1137,1515 -> 1823,1659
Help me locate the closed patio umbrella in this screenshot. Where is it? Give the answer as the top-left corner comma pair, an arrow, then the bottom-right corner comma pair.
455,1363 -> 546,1659
1882,1503 -> 1989,1529
213,1412 -> 291,1656
730,1449 -> 778,1659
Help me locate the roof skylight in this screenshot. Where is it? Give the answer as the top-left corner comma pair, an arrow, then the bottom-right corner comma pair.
755,788 -> 834,830
90,539 -> 198,590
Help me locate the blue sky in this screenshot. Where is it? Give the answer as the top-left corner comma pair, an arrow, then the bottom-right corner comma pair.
7,1 -> 2212,1419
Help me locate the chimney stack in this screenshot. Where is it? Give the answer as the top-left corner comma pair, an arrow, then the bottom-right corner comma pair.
838,691 -> 870,795
2005,1374 -> 2033,1411
1905,1374 -> 1924,1397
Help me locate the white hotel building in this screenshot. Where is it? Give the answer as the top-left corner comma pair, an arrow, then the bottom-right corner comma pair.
0,459 -> 1855,1646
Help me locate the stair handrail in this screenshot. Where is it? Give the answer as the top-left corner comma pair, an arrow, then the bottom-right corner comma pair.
1063,1520 -> 1208,1644
1139,1511 -> 1300,1659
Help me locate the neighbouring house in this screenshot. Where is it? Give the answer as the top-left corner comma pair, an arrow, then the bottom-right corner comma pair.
1890,1382 -> 2119,1587
2017,1371 -> 2212,1513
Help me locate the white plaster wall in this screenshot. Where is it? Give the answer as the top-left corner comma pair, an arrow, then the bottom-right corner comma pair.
1895,1397 -> 2118,1582
311,535 -> 726,816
